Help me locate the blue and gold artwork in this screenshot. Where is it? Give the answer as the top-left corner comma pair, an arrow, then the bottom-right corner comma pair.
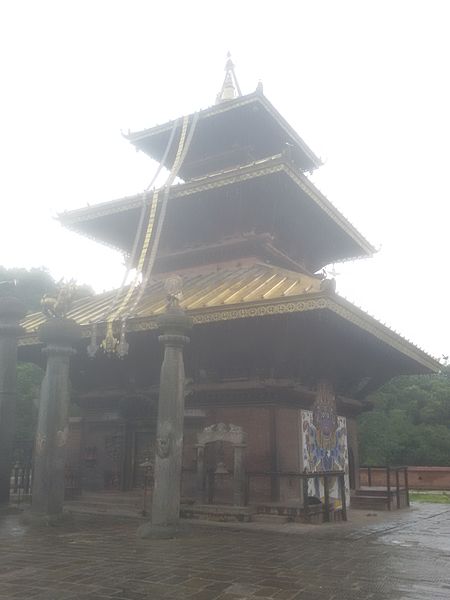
301,393 -> 350,506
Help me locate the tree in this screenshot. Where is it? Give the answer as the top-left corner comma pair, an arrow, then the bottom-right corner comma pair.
0,266 -> 57,312
0,266 -> 92,443
358,368 -> 450,466
0,266 -> 93,313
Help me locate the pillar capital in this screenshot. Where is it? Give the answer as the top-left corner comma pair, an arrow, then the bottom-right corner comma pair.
157,306 -> 192,338
42,345 -> 76,358
38,318 -> 82,349
158,334 -> 190,348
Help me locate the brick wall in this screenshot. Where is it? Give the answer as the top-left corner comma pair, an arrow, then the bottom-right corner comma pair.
359,466 -> 450,490
183,406 -> 302,503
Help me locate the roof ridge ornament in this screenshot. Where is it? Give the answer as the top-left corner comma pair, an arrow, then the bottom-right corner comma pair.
216,52 -> 242,104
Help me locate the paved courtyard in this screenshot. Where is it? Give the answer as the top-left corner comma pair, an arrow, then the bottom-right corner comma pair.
0,504 -> 449,600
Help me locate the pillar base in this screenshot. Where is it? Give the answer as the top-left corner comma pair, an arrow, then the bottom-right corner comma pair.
137,522 -> 191,539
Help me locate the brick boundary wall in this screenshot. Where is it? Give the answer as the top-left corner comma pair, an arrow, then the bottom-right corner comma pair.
359,467 -> 450,490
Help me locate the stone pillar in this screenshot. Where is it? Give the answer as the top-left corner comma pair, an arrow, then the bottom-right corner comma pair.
233,444 -> 246,506
140,305 -> 191,537
31,318 -> 81,521
195,444 -> 205,504
0,295 -> 26,505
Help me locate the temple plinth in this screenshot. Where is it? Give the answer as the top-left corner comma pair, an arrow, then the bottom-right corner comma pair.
31,318 -> 81,521
0,294 -> 26,504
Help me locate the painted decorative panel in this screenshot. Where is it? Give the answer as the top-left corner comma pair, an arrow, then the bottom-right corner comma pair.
300,409 -> 350,507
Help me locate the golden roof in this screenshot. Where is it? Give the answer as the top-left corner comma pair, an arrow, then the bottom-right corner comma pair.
22,263 -> 321,333
20,263 -> 439,373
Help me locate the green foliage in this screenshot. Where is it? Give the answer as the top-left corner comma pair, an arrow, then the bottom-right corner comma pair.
358,368 -> 450,466
409,492 -> 450,504
1,265 -> 92,442
0,265 -> 93,313
0,266 -> 57,312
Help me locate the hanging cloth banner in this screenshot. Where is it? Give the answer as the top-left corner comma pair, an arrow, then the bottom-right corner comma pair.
93,117 -> 180,334
117,119 -> 180,293
136,189 -> 160,274
128,111 -> 200,315
100,114 -> 192,352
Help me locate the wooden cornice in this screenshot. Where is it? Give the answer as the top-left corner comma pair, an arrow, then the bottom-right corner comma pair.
19,282 -> 439,374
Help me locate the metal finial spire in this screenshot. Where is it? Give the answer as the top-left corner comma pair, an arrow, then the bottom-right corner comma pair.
216,52 -> 242,104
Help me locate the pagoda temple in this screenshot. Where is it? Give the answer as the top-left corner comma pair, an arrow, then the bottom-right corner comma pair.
17,57 -> 439,521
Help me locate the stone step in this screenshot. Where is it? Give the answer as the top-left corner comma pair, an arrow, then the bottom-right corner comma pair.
79,491 -> 145,498
252,514 -> 289,524
355,489 -> 397,498
350,496 -> 391,510
64,502 -> 146,519
66,499 -> 144,511
64,491 -> 152,518
180,504 -> 254,523
70,492 -> 147,506
255,503 -> 324,518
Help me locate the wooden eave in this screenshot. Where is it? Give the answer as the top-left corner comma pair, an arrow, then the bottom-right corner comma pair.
124,92 -> 322,177
58,154 -> 375,265
19,263 -> 439,374
323,295 -> 440,372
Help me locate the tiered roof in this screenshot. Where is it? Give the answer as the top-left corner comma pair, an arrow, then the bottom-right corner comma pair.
59,154 -> 375,272
19,58 -> 439,380
124,91 -> 321,179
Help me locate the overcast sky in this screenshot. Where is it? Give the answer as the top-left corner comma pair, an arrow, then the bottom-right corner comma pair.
1,1 -> 448,360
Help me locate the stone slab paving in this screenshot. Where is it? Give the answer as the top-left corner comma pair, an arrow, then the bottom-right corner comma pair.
0,504 -> 449,600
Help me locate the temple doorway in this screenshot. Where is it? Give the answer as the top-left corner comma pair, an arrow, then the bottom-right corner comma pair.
196,423 -> 247,507
204,440 -> 234,504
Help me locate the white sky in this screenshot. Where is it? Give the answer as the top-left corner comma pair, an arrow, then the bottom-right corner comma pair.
0,1 -> 449,360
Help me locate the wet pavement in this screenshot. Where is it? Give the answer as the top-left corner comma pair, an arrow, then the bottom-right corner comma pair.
0,503 -> 449,599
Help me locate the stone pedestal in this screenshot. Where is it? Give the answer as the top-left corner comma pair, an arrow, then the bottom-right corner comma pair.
31,318 -> 81,521
139,306 -> 191,538
0,295 -> 26,505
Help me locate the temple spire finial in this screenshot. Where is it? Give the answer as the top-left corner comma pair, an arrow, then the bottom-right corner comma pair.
216,52 -> 242,104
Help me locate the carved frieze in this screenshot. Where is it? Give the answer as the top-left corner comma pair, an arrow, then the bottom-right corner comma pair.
197,422 -> 246,447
